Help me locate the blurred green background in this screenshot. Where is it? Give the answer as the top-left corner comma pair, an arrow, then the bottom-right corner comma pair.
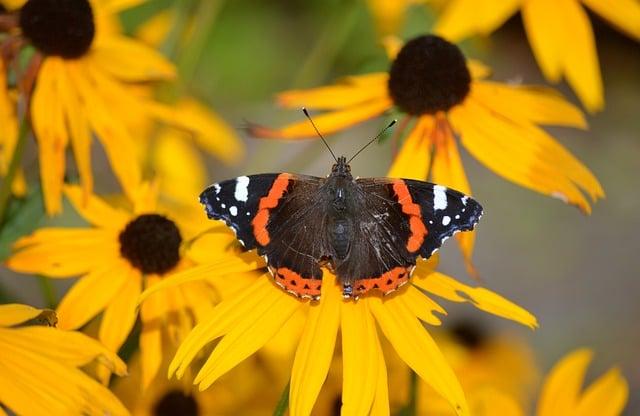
1,0 -> 638,412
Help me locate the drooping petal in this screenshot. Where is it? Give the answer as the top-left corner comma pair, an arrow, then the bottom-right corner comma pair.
7,228 -> 119,277
413,270 -> 538,328
521,0 -> 564,82
193,284 -> 301,390
56,260 -> 131,330
98,269 -> 141,353
290,275 -> 341,416
341,299 -> 380,415
387,117 -> 432,180
91,35 -> 176,81
369,295 -> 469,415
435,0 -> 520,41
31,58 -> 68,215
582,0 -> 640,40
399,285 -> 446,326
369,339 -> 390,416
139,280 -> 164,389
573,367 -> 628,416
250,98 -> 393,139
0,304 -> 46,327
536,348 -> 593,416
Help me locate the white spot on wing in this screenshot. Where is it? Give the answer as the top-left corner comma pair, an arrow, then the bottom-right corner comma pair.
461,196 -> 468,206
234,176 -> 250,202
221,203 -> 226,209
433,185 -> 448,211
442,215 -> 451,226
214,183 -> 221,194
229,206 -> 238,216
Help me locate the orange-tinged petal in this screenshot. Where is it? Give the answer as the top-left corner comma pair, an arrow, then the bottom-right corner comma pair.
435,0 -> 521,41
388,117 -> 432,180
0,304 -> 46,327
194,284 -> 300,390
341,299 -> 379,415
91,35 -> 176,81
582,0 -> 640,40
99,269 -> 141,353
252,98 -> 393,139
7,228 -> 119,277
290,275 -> 341,416
32,58 -> 68,215
560,0 -> 603,112
414,270 -> 538,328
63,185 -> 131,229
536,348 -> 593,416
277,78 -> 388,110
522,0 -> 564,82
56,260 -> 130,330
573,367 -> 628,416
169,274 -> 273,378
369,296 -> 469,415
473,81 -> 587,128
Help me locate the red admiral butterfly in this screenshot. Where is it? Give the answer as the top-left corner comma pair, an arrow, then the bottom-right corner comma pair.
200,112 -> 482,300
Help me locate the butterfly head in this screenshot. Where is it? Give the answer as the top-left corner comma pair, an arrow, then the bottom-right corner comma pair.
331,156 -> 352,179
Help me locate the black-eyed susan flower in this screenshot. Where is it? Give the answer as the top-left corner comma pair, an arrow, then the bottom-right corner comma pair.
434,0 -> 640,112
5,183 -> 253,387
0,303 -> 128,415
252,34 -> 603,269
0,0 -> 178,214
140,254 -> 537,415
535,348 -> 628,416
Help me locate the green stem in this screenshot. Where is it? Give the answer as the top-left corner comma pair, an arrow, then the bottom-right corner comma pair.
0,116 -> 29,227
272,380 -> 290,416
291,1 -> 360,88
160,0 -> 195,61
38,276 -> 57,309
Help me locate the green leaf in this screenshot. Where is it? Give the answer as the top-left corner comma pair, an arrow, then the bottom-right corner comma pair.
0,186 -> 46,262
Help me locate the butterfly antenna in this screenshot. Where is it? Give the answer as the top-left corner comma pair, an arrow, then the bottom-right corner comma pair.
302,108 -> 338,163
347,119 -> 396,164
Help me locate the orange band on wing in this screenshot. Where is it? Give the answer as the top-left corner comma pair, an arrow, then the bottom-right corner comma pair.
272,267 -> 322,298
392,180 -> 428,252
252,173 -> 292,246
353,266 -> 411,297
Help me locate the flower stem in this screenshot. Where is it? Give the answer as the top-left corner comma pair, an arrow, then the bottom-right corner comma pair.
272,380 -> 290,416
0,116 -> 29,226
37,275 -> 57,309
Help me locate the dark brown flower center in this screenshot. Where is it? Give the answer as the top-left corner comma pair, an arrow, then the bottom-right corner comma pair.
388,34 -> 471,115
450,320 -> 486,350
153,390 -> 199,416
19,0 -> 95,59
119,214 -> 182,275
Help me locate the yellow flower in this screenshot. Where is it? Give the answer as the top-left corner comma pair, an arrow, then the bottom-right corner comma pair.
0,0 -> 177,214
0,303 -> 128,415
434,0 -> 640,112
5,183 -> 241,387
0,58 -> 26,196
536,348 -> 628,416
252,34 -> 602,270
141,255 -> 537,415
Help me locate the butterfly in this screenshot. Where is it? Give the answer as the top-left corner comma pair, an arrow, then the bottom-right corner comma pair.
200,113 -> 482,300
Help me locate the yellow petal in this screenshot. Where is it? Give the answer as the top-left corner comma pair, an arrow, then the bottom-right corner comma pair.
139,317 -> 163,389
169,275 -> 273,379
536,348 -> 593,416
63,185 -> 131,229
138,252 -> 264,305
399,285 -> 446,326
7,228 -> 119,277
559,0 -> 603,112
582,0 -> 640,40
365,0 -> 411,35
467,59 -> 492,80
251,98 -> 393,139
290,274 -> 341,416
387,117 -> 433,180
31,58 -> 68,215
522,0 -> 564,81
369,296 -> 469,415
0,304 -> 47,327
473,81 -> 587,128
435,0 -> 520,41
91,35 -> 176,81
277,76 -> 389,110
56,261 -> 130,330
574,367 -> 628,416
369,340 -> 390,416
341,299 -> 380,415
194,284 -> 301,389
99,269 -> 141,353
413,270 -> 538,328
